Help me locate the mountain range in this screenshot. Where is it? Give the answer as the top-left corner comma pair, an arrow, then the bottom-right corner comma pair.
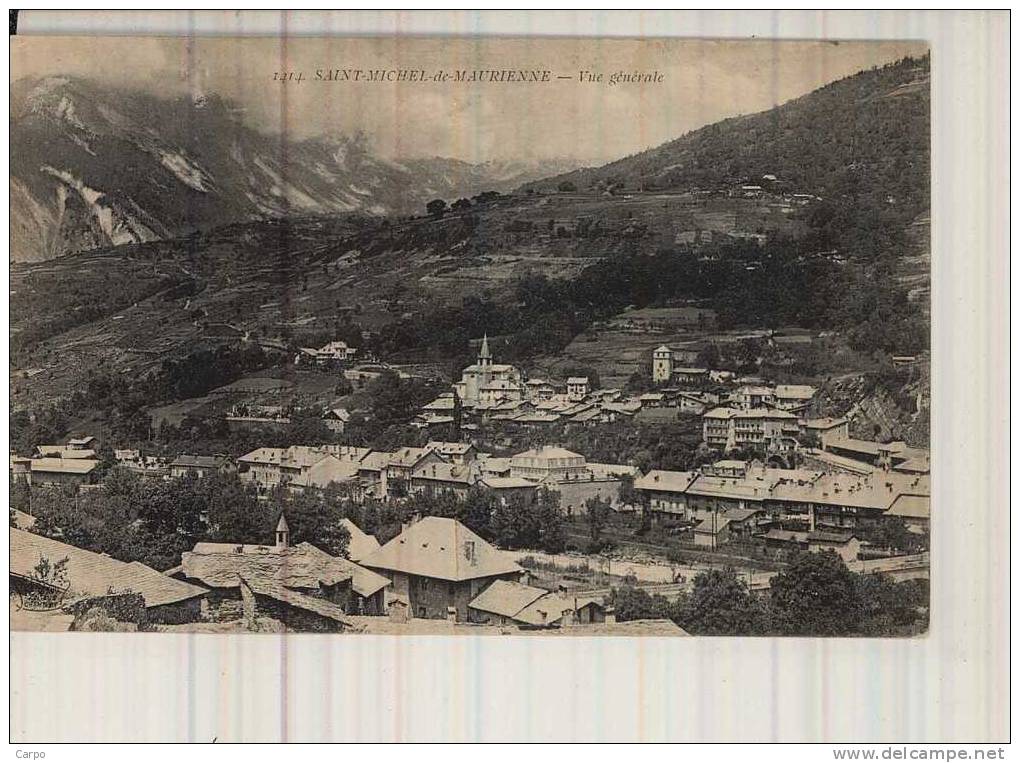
10,76 -> 575,262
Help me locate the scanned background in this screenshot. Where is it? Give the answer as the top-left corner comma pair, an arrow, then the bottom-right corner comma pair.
7,9 -> 1009,743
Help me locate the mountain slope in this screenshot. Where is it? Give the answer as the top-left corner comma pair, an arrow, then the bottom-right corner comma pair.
522,54 -> 929,221
9,76 -> 573,262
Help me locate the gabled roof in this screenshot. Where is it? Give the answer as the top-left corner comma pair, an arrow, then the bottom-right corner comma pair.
467,580 -> 603,626
361,517 -> 522,582
468,580 -> 547,618
292,456 -> 360,489
694,517 -> 732,534
340,519 -> 381,563
388,446 -> 428,468
358,451 -> 392,472
10,528 -> 207,608
513,591 -> 604,626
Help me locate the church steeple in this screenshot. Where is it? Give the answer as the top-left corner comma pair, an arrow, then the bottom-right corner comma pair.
478,333 -> 492,367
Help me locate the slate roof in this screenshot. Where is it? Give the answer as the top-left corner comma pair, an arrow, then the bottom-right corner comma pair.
361,517 -> 522,582
10,527 -> 207,608
180,541 -> 389,597
240,576 -> 357,629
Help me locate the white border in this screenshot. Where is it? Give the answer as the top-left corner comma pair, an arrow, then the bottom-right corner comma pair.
5,9 -> 1010,745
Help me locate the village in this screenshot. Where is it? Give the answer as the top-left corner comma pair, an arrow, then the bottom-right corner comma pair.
10,333 -> 930,636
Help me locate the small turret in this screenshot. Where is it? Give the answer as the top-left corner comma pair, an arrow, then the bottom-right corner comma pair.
275,513 -> 290,549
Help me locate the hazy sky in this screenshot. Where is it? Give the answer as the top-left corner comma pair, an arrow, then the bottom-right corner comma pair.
11,36 -> 927,165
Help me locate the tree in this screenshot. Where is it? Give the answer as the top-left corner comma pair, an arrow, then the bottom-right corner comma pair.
426,199 -> 448,218
557,180 -> 577,192
854,575 -> 929,636
678,568 -> 768,635
609,584 -> 671,622
489,496 -> 534,550
460,487 -> 496,538
585,497 -> 613,552
203,471 -> 272,544
270,488 -> 351,558
769,550 -> 861,636
534,489 -> 566,554
695,344 -> 722,369
451,198 -> 472,211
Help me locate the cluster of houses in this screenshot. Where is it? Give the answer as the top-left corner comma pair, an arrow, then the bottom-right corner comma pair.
295,340 -> 358,366
635,446 -> 930,558
10,436 -> 101,489
230,441 -> 637,517
11,509 -> 672,634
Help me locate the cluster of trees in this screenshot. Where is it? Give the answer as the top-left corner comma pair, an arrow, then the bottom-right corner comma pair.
424,191 -> 503,219
388,487 -> 567,554
610,552 -> 929,637
473,419 -> 705,474
10,464 -> 574,573
12,468 -> 352,571
344,371 -> 449,448
373,219 -> 925,369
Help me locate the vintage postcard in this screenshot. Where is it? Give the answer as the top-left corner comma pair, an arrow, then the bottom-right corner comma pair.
9,35 -> 931,639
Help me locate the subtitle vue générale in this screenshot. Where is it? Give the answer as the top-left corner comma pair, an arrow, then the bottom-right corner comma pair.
273,68 -> 666,86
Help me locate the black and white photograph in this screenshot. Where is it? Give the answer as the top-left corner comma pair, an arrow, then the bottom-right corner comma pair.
9,33 -> 936,639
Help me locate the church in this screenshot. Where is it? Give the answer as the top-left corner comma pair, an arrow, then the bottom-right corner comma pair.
453,335 -> 526,408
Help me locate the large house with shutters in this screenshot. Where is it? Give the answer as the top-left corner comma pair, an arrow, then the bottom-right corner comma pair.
360,517 -> 524,622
